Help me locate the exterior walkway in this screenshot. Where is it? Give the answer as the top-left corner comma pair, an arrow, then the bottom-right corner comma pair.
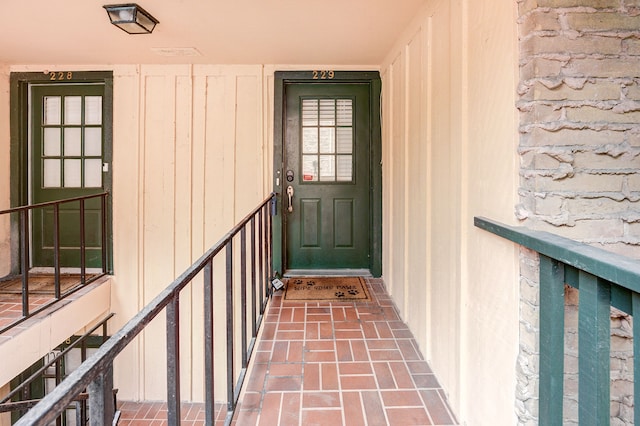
104,277 -> 459,425
231,277 -> 457,426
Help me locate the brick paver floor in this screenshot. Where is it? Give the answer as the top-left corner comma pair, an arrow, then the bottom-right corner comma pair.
103,277 -> 459,426
232,277 -> 458,426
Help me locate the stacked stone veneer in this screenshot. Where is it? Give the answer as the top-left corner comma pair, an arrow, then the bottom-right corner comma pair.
517,0 -> 640,424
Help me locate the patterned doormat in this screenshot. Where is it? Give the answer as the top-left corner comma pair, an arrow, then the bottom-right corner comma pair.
0,274 -> 90,295
284,276 -> 370,301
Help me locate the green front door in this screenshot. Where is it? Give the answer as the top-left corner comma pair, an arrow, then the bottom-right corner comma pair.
31,83 -> 107,268
284,83 -> 371,271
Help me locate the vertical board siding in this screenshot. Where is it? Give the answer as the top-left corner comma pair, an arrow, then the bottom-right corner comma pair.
111,65 -> 143,401
111,65 -> 265,401
174,74 -> 195,399
142,71 -> 178,399
381,11 -> 432,370
390,52 -> 406,317
381,11 -> 440,375
235,75 -> 263,219
406,26 -> 429,350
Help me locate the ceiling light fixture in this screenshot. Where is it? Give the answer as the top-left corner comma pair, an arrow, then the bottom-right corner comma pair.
103,3 -> 159,34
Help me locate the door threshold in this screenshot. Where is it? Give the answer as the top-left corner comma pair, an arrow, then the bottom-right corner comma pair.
283,269 -> 372,277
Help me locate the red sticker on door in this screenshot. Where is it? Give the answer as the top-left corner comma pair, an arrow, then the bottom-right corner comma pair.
303,174 -> 314,181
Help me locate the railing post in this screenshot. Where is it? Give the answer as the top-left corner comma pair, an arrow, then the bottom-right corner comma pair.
250,217 -> 257,338
578,272 -> 610,426
203,259 -> 215,425
166,294 -> 181,425
258,209 -> 264,314
262,205 -> 269,302
19,210 -> 30,317
633,293 -> 640,426
101,193 -> 108,273
79,199 -> 86,284
53,204 -> 61,299
539,255 -> 565,425
87,364 -> 115,426
241,227 -> 248,368
226,240 -> 234,411
268,195 -> 274,287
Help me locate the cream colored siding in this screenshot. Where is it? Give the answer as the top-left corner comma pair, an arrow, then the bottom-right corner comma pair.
388,52 -> 407,317
108,65 -> 266,400
381,0 -> 520,424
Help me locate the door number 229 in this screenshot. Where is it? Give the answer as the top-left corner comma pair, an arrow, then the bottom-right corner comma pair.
312,70 -> 335,80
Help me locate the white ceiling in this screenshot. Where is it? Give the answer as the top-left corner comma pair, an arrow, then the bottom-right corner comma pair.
0,0 -> 427,66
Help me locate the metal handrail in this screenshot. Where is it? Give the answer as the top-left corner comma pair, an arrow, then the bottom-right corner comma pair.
15,192 -> 276,426
0,313 -> 114,406
475,216 -> 640,426
0,192 -> 109,215
0,192 -> 110,333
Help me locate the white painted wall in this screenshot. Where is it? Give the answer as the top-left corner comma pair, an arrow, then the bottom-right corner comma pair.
381,0 -> 520,424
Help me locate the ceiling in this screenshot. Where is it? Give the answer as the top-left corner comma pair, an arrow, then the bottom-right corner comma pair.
0,0 -> 427,66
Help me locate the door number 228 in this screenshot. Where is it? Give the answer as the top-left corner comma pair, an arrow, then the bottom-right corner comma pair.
49,71 -> 74,81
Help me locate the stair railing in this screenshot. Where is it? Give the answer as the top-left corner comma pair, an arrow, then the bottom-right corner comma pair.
14,192 -> 276,426
0,192 -> 110,333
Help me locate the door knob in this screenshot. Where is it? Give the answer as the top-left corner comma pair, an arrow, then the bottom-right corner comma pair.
287,185 -> 294,213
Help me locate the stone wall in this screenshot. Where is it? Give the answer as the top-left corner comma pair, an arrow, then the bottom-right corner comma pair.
517,0 -> 640,423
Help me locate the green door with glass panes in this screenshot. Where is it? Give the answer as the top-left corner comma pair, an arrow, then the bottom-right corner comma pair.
284,83 -> 370,270
31,84 -> 107,268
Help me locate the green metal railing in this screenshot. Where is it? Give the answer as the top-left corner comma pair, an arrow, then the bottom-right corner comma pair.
475,217 -> 640,426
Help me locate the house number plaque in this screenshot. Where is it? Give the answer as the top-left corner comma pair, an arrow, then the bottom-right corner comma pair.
312,70 -> 335,80
48,71 -> 74,81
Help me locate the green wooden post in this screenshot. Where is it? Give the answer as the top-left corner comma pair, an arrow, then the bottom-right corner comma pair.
539,255 -> 565,425
633,293 -> 640,426
578,271 -> 611,426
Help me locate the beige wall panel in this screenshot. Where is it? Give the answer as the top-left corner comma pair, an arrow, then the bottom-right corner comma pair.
263,69 -> 274,196
0,67 -> 9,277
428,0 -> 460,407
174,74 -> 196,399
194,65 -> 266,398
382,0 -> 519,423
189,72 -> 209,401
141,72 -> 177,399
405,27 -> 429,353
381,68 -> 393,294
462,0 -> 519,423
203,74 -> 232,246
201,74 -> 234,399
111,65 -> 143,400
235,75 -> 263,217
390,53 -> 407,317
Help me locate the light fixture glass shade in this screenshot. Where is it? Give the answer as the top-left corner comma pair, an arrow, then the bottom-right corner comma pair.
103,4 -> 159,34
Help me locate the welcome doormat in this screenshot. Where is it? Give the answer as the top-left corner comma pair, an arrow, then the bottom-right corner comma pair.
284,276 -> 370,301
0,274 -> 91,295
